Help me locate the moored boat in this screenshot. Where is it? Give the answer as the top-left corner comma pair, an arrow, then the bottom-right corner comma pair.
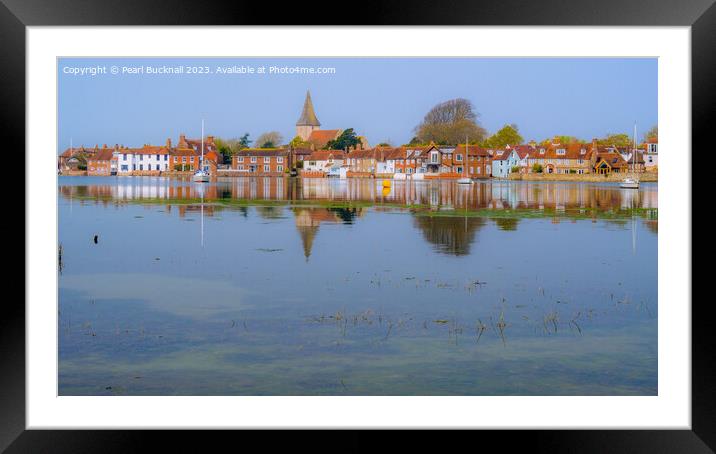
192,119 -> 210,183
620,123 -> 640,189
619,177 -> 639,189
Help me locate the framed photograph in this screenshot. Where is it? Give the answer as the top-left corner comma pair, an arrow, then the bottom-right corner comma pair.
10,0 -> 709,450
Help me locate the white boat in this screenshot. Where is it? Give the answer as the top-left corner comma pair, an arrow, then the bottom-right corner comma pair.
192,170 -> 210,183
620,123 -> 640,189
620,177 -> 639,189
192,119 -> 210,183
457,177 -> 472,184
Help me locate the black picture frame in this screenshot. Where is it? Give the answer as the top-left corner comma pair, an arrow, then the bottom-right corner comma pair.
6,0 -> 708,450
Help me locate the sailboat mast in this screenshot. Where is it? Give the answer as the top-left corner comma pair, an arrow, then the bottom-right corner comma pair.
201,119 -> 205,170
632,122 -> 636,173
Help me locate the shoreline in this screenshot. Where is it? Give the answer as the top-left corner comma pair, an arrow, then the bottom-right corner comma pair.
60,172 -> 658,183
506,172 -> 657,183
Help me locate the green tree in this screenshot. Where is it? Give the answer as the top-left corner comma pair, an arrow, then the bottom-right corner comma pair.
414,98 -> 487,145
238,133 -> 252,149
598,133 -> 631,147
532,163 -> 543,173
325,128 -> 361,150
482,124 -> 523,149
289,135 -> 310,148
556,135 -> 580,144
645,125 -> 658,141
255,131 -> 283,148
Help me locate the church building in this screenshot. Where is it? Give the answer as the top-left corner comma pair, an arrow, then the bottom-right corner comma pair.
296,90 -> 342,149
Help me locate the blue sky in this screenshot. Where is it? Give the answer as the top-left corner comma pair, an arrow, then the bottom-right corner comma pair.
58,57 -> 656,153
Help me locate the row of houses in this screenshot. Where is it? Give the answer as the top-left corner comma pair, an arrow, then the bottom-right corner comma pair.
60,134 -> 658,179
227,136 -> 658,179
59,134 -> 222,176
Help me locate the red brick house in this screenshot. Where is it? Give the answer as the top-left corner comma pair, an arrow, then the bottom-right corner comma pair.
232,149 -> 292,176
87,146 -> 116,176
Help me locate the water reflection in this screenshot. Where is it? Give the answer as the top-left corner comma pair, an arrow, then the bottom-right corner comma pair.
58,176 -> 658,395
413,216 -> 487,256
59,177 -> 657,258
59,177 -> 658,213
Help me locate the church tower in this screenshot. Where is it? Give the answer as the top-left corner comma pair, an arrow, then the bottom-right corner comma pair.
296,90 -> 321,141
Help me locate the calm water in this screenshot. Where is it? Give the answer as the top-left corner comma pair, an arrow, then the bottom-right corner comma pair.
58,176 -> 658,395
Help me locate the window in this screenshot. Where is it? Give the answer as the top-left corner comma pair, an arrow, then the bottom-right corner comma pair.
122,154 -> 127,160
156,164 -> 160,171
477,167 -> 481,174
182,157 -> 187,163
456,166 -> 463,174
164,155 -> 168,161
264,156 -> 270,163
277,157 -> 283,163
277,165 -> 283,172
140,155 -> 144,161
556,148 -> 566,155
431,152 -> 438,163
139,164 -> 143,170
156,155 -> 160,160
132,164 -> 136,170
238,165 -> 244,170
264,165 -> 270,172
251,157 -> 257,163
121,165 -> 128,171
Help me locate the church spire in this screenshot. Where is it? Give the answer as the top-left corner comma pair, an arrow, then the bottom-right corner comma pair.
296,90 -> 321,127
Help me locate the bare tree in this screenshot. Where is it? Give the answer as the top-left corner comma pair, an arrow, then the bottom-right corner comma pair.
414,98 -> 487,145
255,131 -> 284,148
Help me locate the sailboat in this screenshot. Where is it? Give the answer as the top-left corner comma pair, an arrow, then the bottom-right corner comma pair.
620,123 -> 640,189
192,119 -> 210,183
457,136 -> 473,184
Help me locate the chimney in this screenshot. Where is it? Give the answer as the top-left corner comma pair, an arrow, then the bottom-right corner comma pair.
179,134 -> 186,145
166,138 -> 172,148
206,135 -> 214,144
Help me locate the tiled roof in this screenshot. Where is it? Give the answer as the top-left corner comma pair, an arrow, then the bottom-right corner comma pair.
90,149 -> 115,161
235,148 -> 290,157
595,151 -> 629,168
124,146 -> 172,155
347,148 -> 378,159
296,91 -> 321,127
308,129 -> 341,148
171,148 -> 198,157
307,150 -> 345,161
453,144 -> 489,157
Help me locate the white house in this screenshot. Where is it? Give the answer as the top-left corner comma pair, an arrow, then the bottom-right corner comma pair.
303,150 -> 346,173
491,147 -> 520,178
117,145 -> 172,174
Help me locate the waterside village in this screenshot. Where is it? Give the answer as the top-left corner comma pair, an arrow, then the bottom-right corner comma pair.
59,91 -> 659,181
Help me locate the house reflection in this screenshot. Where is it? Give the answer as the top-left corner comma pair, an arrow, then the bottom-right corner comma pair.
59,178 -> 657,257
413,216 -> 487,256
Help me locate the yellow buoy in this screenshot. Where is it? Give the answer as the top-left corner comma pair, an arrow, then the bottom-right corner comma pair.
382,179 -> 391,188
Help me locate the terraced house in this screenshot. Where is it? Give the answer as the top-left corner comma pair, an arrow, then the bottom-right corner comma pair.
87,146 -> 117,176
117,144 -> 172,175
232,149 -> 291,176
491,147 -> 521,178
527,138 -> 597,174
303,150 -> 345,175
422,144 -> 491,178
345,148 -> 380,177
